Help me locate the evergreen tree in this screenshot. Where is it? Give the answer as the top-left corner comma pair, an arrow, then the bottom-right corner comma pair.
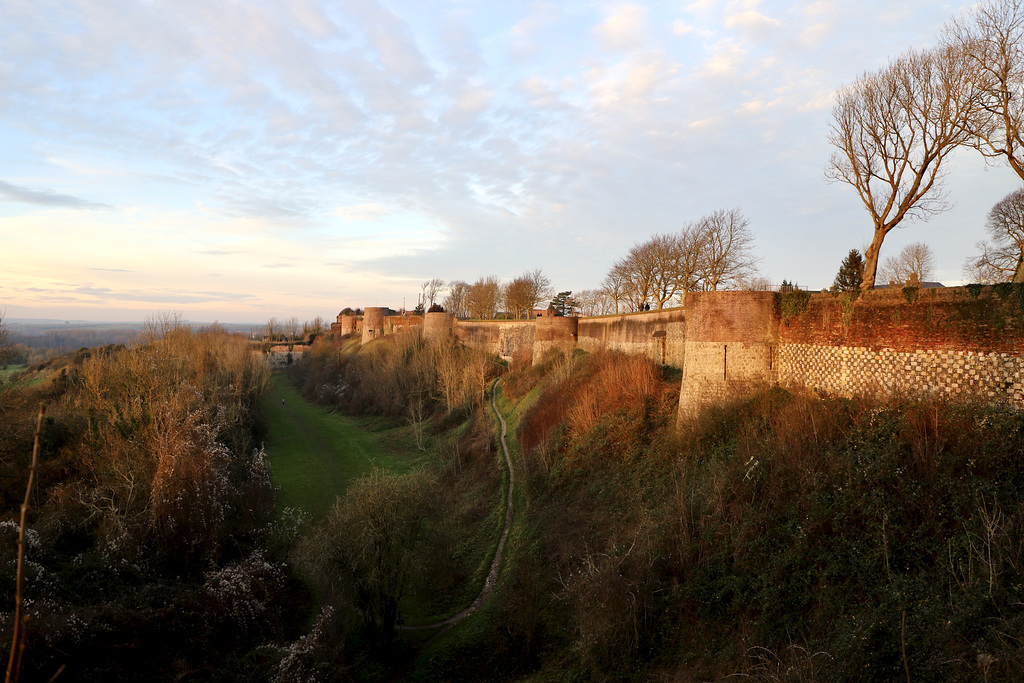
550,291 -> 578,316
833,249 -> 864,291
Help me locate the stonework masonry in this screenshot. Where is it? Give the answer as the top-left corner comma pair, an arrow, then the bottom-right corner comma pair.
533,316 -> 578,364
678,291 -> 778,419
774,286 -> 1024,408
778,344 -> 1024,405
338,284 -> 1024,423
361,307 -> 386,345
578,308 -> 686,368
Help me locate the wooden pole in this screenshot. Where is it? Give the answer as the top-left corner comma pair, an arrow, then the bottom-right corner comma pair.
6,404 -> 45,683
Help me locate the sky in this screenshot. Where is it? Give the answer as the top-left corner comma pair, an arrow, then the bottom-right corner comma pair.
1,0 -> 1020,323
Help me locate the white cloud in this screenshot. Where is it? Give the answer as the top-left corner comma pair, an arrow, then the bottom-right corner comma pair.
334,204 -> 393,221
725,9 -> 782,35
799,21 -> 832,49
671,20 -> 695,36
508,2 -> 557,58
586,52 -> 678,108
592,5 -> 649,52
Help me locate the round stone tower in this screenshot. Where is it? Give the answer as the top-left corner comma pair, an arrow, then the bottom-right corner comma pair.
340,315 -> 357,336
362,307 -> 386,344
423,311 -> 455,341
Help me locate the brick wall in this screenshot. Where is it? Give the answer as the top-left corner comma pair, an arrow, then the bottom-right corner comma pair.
778,286 -> 1024,353
775,286 -> 1024,407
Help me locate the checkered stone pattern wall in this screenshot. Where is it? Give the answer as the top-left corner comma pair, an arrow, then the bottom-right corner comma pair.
778,343 -> 1024,407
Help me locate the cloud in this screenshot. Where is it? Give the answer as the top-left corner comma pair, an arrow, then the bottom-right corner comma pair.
0,180 -> 112,210
509,2 -> 557,57
194,249 -> 238,256
593,5 -> 649,52
334,204 -> 393,221
725,9 -> 783,35
89,268 -> 133,272
671,20 -> 695,36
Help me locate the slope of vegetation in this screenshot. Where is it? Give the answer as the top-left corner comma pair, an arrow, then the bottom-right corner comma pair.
6,323 -> 1024,682
0,322 -> 299,682
435,350 -> 1024,682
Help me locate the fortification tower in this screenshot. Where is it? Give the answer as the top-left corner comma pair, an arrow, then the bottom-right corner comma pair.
339,314 -> 357,336
362,307 -> 386,344
423,311 -> 455,341
533,315 -> 579,364
677,291 -> 778,422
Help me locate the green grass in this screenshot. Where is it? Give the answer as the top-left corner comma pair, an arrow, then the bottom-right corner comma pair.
262,372 -> 426,518
0,364 -> 27,381
1,364 -> 49,388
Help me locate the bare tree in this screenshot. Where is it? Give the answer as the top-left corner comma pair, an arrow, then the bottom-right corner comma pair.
600,269 -> 629,315
604,209 -> 757,308
573,289 -> 608,317
263,317 -> 280,341
944,0 -> 1024,180
879,241 -> 936,285
503,269 -> 552,319
610,244 -> 658,311
965,187 -> 1024,281
420,278 -> 446,310
694,208 -> 759,291
443,280 -> 470,319
827,46 -> 975,289
303,316 -> 326,336
466,276 -> 501,319
642,231 -> 702,308
524,268 -> 553,314
503,278 -> 531,320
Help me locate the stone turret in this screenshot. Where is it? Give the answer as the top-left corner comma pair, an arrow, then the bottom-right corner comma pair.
362,307 -> 386,344
423,311 -> 455,341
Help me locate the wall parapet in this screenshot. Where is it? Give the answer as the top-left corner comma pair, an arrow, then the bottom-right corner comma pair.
341,285 -> 1024,421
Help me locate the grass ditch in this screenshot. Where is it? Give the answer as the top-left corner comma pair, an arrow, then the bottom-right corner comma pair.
261,371 -> 427,518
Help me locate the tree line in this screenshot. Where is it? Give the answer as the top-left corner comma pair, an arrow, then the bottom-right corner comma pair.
383,207 -> 762,322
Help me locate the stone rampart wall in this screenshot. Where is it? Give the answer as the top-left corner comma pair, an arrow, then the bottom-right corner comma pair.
778,286 -> 1024,353
384,315 -> 423,336
533,316 -> 578,364
773,285 -> 1024,408
499,322 -> 536,361
578,308 -> 686,368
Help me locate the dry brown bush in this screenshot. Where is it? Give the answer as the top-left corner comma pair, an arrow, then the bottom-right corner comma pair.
60,319 -> 270,567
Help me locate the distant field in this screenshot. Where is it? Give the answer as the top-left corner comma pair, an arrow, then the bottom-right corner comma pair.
0,364 -> 27,381
0,364 -> 49,388
261,373 -> 425,518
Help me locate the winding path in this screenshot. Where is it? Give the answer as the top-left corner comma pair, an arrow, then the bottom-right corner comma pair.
398,379 -> 516,640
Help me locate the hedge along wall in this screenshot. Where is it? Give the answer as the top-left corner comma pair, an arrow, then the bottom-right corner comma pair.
577,308 -> 686,369
776,285 -> 1024,407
